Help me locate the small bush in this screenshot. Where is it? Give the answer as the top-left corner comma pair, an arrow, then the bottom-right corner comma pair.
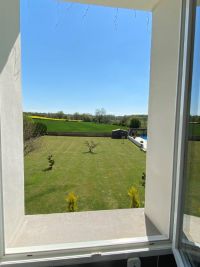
66,192 -> 78,212
128,186 -> 140,208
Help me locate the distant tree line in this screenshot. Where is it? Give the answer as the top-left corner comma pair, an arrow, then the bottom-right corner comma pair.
24,108 -> 148,128
190,115 -> 200,123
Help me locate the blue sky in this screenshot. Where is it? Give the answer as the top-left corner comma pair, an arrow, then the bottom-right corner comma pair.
190,6 -> 200,116
20,0 -> 152,116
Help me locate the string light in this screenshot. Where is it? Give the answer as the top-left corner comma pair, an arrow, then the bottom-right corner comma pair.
114,8 -> 119,31
54,0 -> 74,29
55,0 -> 62,28
146,12 -> 150,31
82,5 -> 90,21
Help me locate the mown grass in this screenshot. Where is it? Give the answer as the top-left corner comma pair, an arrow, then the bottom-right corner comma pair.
184,141 -> 200,217
189,123 -> 200,136
24,136 -> 146,214
32,118 -> 127,133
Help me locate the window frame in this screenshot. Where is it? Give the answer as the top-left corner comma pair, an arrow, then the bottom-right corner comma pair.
0,126 -> 5,262
172,0 -> 199,266
0,240 -> 172,267
0,0 -> 194,266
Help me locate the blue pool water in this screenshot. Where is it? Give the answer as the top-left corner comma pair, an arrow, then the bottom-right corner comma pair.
140,134 -> 147,140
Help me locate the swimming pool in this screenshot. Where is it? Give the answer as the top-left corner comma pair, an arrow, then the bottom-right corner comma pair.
140,134 -> 147,140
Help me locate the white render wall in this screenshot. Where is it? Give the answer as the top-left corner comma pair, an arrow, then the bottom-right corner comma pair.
0,0 -> 24,246
145,0 -> 182,235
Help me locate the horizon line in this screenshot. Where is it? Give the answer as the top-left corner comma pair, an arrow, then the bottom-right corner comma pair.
23,110 -> 148,116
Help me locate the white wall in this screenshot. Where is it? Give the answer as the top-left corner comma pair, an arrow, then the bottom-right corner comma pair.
145,0 -> 182,235
0,0 -> 24,246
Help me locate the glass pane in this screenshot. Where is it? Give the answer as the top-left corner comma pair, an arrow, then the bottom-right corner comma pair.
21,0 -> 151,216
181,3 -> 200,266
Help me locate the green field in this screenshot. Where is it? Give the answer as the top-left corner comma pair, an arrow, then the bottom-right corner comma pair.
32,118 -> 127,133
25,136 -> 146,214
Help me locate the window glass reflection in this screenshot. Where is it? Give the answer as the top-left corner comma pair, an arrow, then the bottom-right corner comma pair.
181,4 -> 200,267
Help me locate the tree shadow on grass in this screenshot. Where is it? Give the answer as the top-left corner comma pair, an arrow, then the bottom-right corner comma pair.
26,184 -> 71,203
82,151 -> 97,155
42,167 -> 53,172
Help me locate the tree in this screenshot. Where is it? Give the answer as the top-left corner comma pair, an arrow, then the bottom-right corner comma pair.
95,108 -> 106,123
85,140 -> 98,153
103,114 -> 115,124
43,155 -> 55,171
82,113 -> 92,122
56,111 -> 64,119
73,112 -> 80,120
47,155 -> 55,170
129,118 -> 141,128
120,115 -> 129,126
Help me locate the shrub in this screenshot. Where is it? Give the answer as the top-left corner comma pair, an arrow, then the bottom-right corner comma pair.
24,138 -> 37,156
66,192 -> 78,212
128,186 -> 140,208
23,115 -> 37,155
34,122 -> 47,137
23,115 -> 36,141
23,116 -> 47,155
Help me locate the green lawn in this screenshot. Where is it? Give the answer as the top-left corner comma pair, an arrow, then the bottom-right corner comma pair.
184,141 -> 200,217
25,136 -> 146,214
33,118 -> 127,133
189,123 -> 200,136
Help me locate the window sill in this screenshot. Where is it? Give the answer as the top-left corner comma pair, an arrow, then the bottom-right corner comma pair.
183,214 -> 200,245
6,208 -> 164,254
